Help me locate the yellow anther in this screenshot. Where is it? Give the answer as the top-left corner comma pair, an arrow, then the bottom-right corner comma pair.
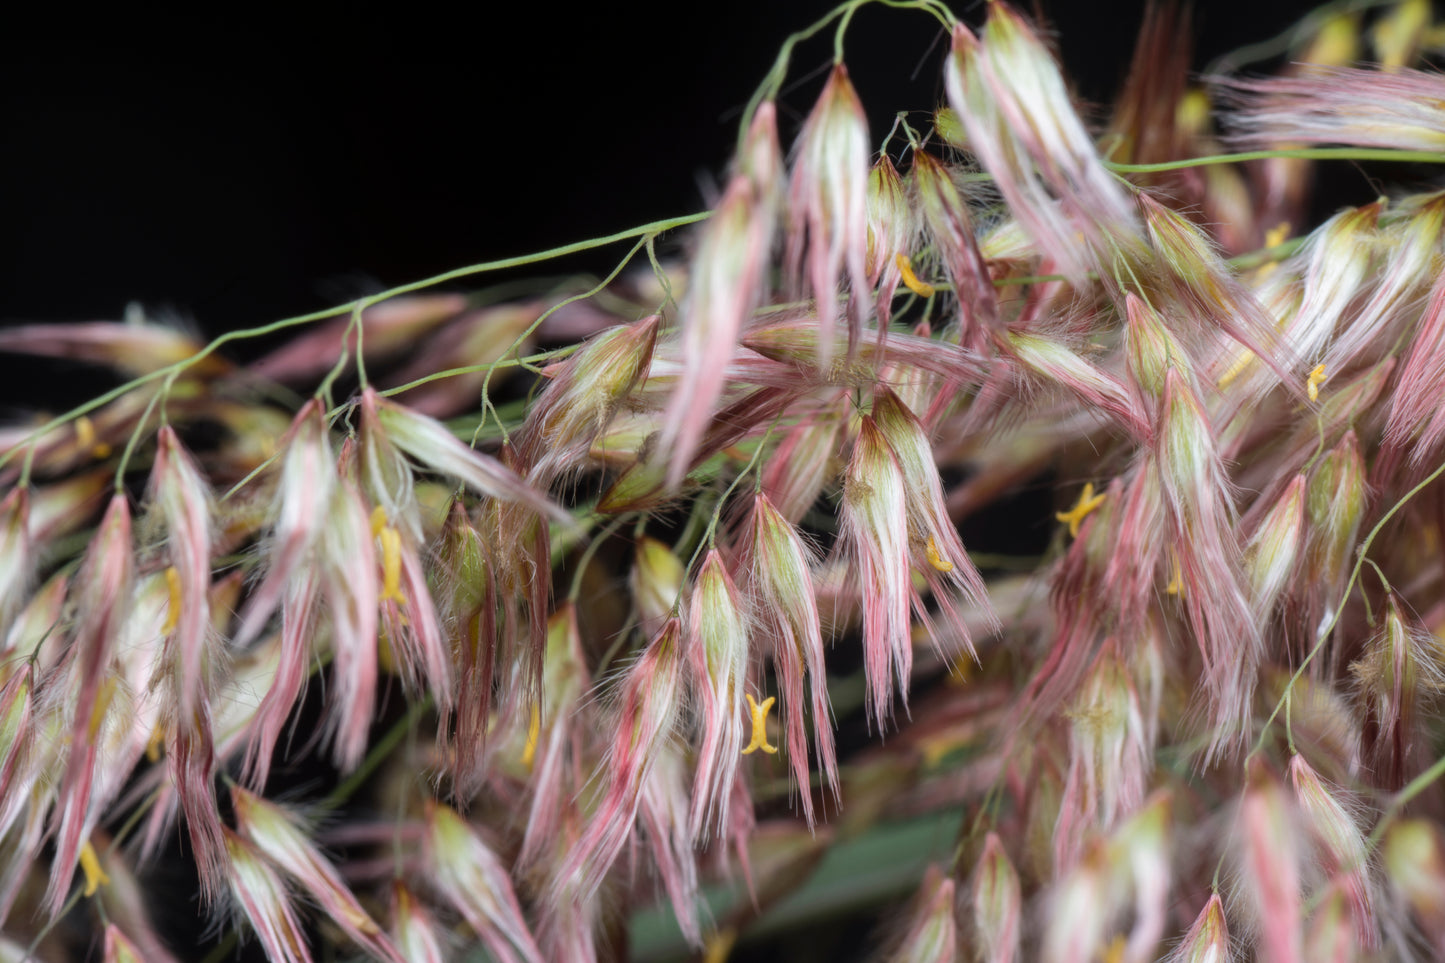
79,840 -> 110,897
1166,552 -> 1184,597
162,565 -> 182,635
925,534 -> 955,573
145,721 -> 167,763
741,694 -> 777,755
1254,221 -> 1294,282
520,704 -> 541,772
369,505 -> 388,538
1307,363 -> 1327,403
703,927 -> 738,963
378,526 -> 405,605
74,416 -> 112,459
895,253 -> 935,298
1101,934 -> 1127,963
1055,482 -> 1106,538
88,677 -> 118,740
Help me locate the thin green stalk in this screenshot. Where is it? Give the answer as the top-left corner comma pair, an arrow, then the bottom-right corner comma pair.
1107,147 -> 1445,174
0,211 -> 709,476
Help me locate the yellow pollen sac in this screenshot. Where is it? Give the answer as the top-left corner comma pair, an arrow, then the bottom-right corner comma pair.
79,840 -> 110,897
1055,482 -> 1106,538
1264,222 -> 1292,250
75,416 -> 112,460
1166,552 -> 1184,597
520,704 -> 541,771
1255,222 -> 1293,281
703,927 -> 738,963
925,534 -> 955,573
145,721 -> 167,763
1307,363 -> 1327,403
378,526 -> 405,605
895,253 -> 935,298
162,565 -> 182,635
88,677 -> 118,740
369,504 -> 388,537
741,694 -> 777,755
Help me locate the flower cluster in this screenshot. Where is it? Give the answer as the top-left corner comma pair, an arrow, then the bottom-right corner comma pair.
7,1 -> 1445,960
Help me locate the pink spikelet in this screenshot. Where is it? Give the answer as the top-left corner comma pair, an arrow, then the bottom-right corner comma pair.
556,618 -> 683,903
1163,893 -> 1230,963
639,743 -> 702,947
242,574 -> 318,787
1243,473 -> 1307,620
1157,368 -> 1257,750
869,388 -> 995,651
224,828 -> 312,963
364,388 -> 569,525
1352,595 -> 1440,790
518,604 -> 591,872
390,882 -> 449,963
231,788 -> 403,963
50,493 -> 132,915
945,6 -> 1140,280
747,492 -> 838,822
971,834 -> 1021,963
148,427 -> 215,726
1287,755 -> 1379,949
423,802 -> 543,963
841,417 -> 913,729
1384,270 -> 1445,465
1236,760 -> 1304,963
433,504 -> 500,797
787,64 -> 871,359
912,151 -> 998,341
865,156 -> 911,331
1053,640 -> 1151,871
0,487 -> 31,628
886,866 -> 957,963
686,550 -> 751,842
1221,65 -> 1445,153
0,662 -> 36,840
318,474 -> 381,771
232,400 -> 334,649
148,427 -> 228,896
660,102 -> 781,486
516,314 -> 659,487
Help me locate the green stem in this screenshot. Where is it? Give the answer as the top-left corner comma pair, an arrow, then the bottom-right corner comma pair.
0,211 -> 709,475
1107,147 -> 1445,174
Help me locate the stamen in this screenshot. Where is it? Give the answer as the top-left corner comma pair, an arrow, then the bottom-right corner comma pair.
703,927 -> 738,963
369,504 -> 388,538
162,565 -> 182,635
741,693 -> 778,755
1307,363 -> 1327,402
521,704 -> 541,771
895,252 -> 935,297
1055,482 -> 1106,538
88,677 -> 118,740
75,416 -> 112,460
1255,221 -> 1292,280
1166,552 -> 1184,597
378,526 -> 405,605
79,840 -> 110,897
146,721 -> 166,763
925,534 -> 955,572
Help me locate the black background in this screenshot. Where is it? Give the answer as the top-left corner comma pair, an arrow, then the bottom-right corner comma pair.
2,1 -> 1338,352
